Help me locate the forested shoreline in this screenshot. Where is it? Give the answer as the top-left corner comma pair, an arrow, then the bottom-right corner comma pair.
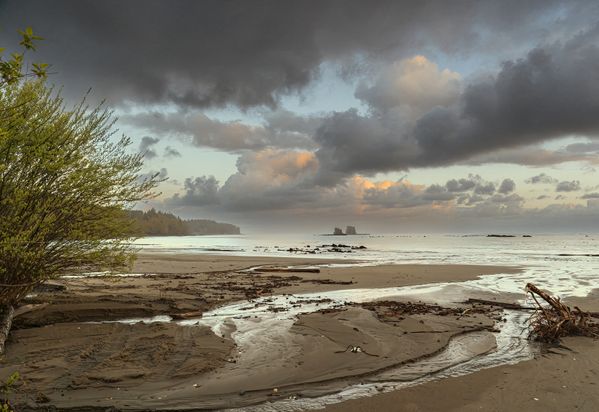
129,209 -> 240,236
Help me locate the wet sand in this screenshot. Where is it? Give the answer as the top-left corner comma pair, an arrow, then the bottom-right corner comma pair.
3,252 -> 589,411
322,335 -> 599,412
324,293 -> 599,412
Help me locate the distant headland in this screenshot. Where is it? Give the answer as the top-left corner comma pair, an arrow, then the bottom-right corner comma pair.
129,209 -> 240,236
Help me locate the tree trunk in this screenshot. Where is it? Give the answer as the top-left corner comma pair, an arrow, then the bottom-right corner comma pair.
0,305 -> 15,356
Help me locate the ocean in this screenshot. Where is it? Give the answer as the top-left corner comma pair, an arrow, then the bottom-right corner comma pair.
135,233 -> 599,297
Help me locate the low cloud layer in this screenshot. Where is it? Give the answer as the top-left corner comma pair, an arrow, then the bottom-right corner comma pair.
163,149 -> 523,216
154,145 -> 597,231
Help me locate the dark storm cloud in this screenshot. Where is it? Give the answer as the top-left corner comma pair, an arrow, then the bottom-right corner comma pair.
556,180 -> 581,192
0,0 -> 590,109
314,26 -> 599,182
138,136 -> 160,159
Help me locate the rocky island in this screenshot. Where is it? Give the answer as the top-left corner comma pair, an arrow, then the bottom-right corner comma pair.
331,225 -> 360,235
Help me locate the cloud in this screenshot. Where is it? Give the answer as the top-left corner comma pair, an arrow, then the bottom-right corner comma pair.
166,176 -> 220,207
314,28 -> 599,183
123,111 -> 318,152
5,2 -> 599,178
474,182 -> 496,195
218,150 -> 320,210
362,180 -> 454,209
446,177 -> 477,192
137,167 -> 168,184
158,147 -> 599,231
465,146 -> 597,166
261,110 -> 323,136
139,136 -> 159,159
556,180 -> 581,192
1,1 -> 593,109
582,192 -> 599,199
165,149 -> 321,211
164,146 -> 181,158
163,149 -> 517,217
498,178 -> 516,194
460,193 -> 525,217
526,173 -> 559,184
565,141 -> 599,153
355,55 -> 461,120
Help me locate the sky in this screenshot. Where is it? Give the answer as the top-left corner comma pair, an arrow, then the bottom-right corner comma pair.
2,0 -> 599,233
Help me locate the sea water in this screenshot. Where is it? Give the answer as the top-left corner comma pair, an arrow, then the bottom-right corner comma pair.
134,233 -> 599,297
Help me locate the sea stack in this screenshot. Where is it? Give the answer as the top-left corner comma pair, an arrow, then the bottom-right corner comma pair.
333,227 -> 344,235
345,226 -> 357,235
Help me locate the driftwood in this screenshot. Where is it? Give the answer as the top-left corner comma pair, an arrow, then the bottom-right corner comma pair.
257,267 -> 321,274
526,283 -> 599,343
0,305 -> 15,356
464,298 -> 535,311
301,279 -> 353,285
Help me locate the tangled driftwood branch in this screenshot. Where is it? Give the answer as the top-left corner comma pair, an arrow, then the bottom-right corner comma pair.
526,283 -> 599,343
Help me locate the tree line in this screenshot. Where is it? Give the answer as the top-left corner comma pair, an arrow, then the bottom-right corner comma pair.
130,209 -> 240,236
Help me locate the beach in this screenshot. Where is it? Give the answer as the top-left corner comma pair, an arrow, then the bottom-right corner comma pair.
325,293 -> 599,412
1,252 -> 597,411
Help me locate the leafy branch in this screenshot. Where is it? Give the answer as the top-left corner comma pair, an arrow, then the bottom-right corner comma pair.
0,27 -> 48,86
